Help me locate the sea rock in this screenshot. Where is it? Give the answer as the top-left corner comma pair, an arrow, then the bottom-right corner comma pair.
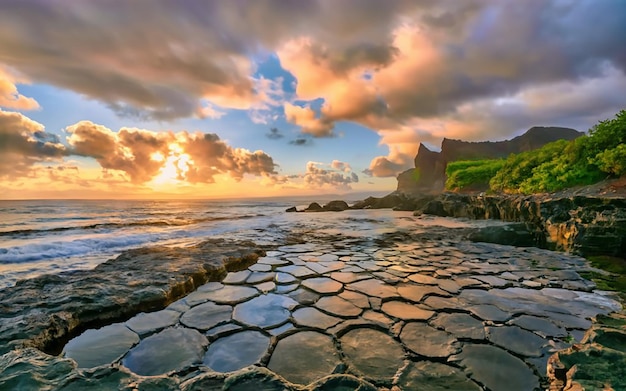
267,331 -> 341,385
122,327 -> 208,376
203,330 -> 270,372
62,323 -> 139,368
233,294 -> 297,328
400,322 -> 460,358
323,200 -> 350,211
0,239 -> 264,355
397,361 -> 481,391
452,344 -> 539,391
285,206 -> 298,213
340,328 -> 404,381
305,202 -> 323,212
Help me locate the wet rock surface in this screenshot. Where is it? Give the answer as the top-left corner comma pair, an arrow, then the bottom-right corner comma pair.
1,228 -> 623,390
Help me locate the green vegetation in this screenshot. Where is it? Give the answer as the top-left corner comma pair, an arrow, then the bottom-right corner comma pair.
444,109 -> 626,193
578,255 -> 626,300
445,159 -> 505,191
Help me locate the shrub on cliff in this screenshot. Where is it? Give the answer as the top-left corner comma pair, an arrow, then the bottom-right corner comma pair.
445,159 -> 504,191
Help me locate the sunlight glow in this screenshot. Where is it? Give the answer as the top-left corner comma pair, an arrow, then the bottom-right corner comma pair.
150,143 -> 194,187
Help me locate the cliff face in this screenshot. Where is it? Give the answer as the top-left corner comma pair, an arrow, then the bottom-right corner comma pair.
397,127 -> 583,194
416,193 -> 626,258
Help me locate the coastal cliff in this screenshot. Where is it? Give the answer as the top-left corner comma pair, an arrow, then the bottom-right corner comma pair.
414,193 -> 626,258
397,127 -> 583,194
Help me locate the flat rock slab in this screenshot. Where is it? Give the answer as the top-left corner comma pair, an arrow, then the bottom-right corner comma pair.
400,322 -> 460,358
398,361 -> 481,391
122,327 -> 208,376
430,313 -> 486,340
203,330 -> 270,372
452,344 -> 539,391
381,301 -> 434,321
125,309 -> 180,336
397,284 -> 448,302
487,325 -> 547,357
180,302 -> 232,331
268,331 -> 340,385
63,323 -> 139,368
315,296 -> 363,318
509,315 -> 567,338
233,294 -> 297,328
302,277 -> 343,294
347,279 -> 398,299
292,307 -> 342,329
340,328 -> 405,381
199,285 -> 259,305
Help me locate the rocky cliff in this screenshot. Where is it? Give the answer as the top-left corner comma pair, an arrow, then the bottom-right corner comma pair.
397,126 -> 583,194
414,193 -> 626,258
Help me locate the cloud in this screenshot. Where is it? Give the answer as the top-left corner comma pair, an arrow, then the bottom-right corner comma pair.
301,161 -> 359,190
289,137 -> 313,147
1,0 -> 625,180
66,121 -> 277,184
284,103 -> 334,137
0,109 -> 66,178
0,68 -> 39,110
266,127 -> 284,140
331,160 -> 351,172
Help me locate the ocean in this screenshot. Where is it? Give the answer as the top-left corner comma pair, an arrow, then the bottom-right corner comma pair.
0,198 -> 483,290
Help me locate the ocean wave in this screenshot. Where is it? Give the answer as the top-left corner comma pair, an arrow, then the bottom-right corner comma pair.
0,214 -> 263,238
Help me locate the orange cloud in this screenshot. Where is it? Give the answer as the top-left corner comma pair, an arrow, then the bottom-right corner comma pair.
0,69 -> 39,110
66,121 -> 277,184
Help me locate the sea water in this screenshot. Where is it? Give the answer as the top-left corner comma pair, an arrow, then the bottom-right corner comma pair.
0,198 -> 494,290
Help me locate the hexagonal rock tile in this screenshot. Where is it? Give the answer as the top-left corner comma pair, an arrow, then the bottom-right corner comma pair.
307,374 -> 377,391
203,330 -> 270,372
302,277 -> 343,294
276,265 -> 317,278
339,290 -> 370,308
275,272 -> 298,284
330,272 -> 370,284
430,313 -> 486,340
63,323 -> 139,368
340,328 -> 405,381
408,274 -> 439,286
315,296 -> 363,318
292,307 -> 342,330
233,293 -> 298,328
397,284 -> 448,303
347,279 -> 398,299
222,270 -> 251,284
268,331 -> 341,385
451,344 -> 539,391
400,322 -> 460,358
195,285 -> 259,305
509,315 -> 567,338
122,327 -> 208,376
486,326 -> 547,357
125,309 -> 180,336
397,361 -> 481,391
180,302 -> 232,331
381,301 -> 434,321
468,304 -> 512,322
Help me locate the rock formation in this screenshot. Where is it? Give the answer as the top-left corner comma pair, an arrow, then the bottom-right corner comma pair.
397,126 -> 583,194
414,193 -> 626,258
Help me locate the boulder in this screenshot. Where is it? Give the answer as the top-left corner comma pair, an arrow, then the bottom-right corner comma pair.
323,200 -> 349,211
285,206 -> 298,213
305,202 -> 323,212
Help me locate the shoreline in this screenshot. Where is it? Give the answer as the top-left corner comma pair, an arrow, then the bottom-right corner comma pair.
1,217 -> 623,390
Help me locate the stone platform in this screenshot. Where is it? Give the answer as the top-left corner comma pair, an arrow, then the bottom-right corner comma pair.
3,232 -> 620,390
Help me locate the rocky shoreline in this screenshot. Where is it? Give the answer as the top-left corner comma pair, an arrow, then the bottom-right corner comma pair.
1,221 -> 623,390
291,192 -> 626,259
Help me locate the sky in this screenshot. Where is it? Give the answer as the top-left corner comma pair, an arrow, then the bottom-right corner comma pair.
1,0 -> 625,200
